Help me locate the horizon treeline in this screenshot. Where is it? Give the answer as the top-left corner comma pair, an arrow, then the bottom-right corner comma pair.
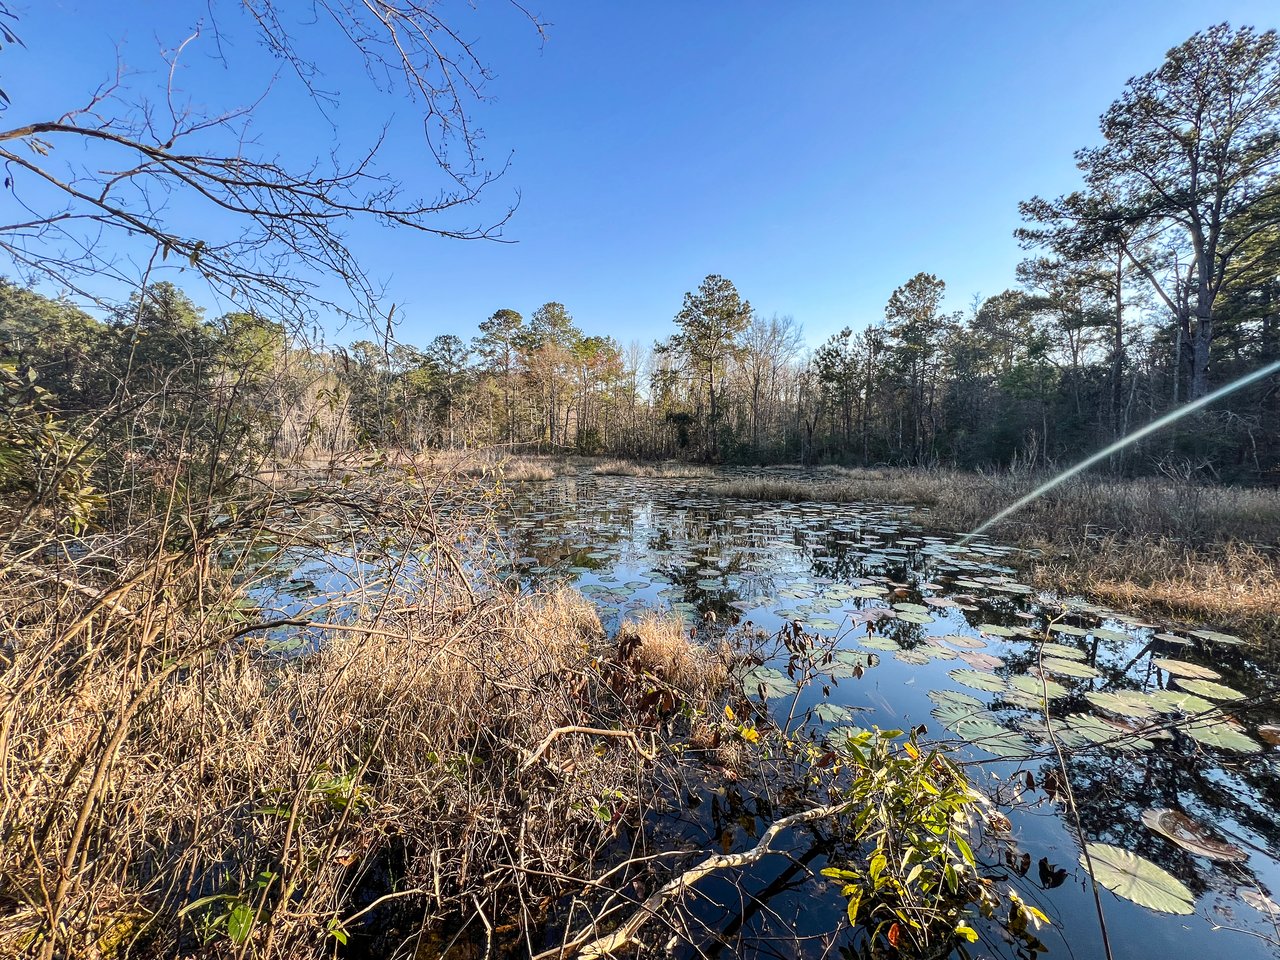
3,23 -> 1280,507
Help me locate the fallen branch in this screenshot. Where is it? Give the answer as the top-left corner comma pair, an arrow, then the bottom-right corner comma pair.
520,726 -> 657,773
542,800 -> 851,959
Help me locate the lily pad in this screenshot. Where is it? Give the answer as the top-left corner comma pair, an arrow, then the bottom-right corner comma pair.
1189,629 -> 1243,645
860,636 -> 901,652
1177,717 -> 1262,753
978,623 -> 1017,637
1173,678 -> 1245,701
1086,690 -> 1159,720
812,702 -> 857,724
1080,843 -> 1194,915
940,634 -> 986,650
741,666 -> 799,700
1008,673 -> 1069,700
949,668 -> 1007,693
1049,623 -> 1089,637
1038,641 -> 1086,660
1151,658 -> 1221,681
1140,809 -> 1247,862
1040,657 -> 1101,679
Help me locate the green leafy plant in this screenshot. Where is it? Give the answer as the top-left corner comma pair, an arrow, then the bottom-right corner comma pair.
821,727 -> 1049,956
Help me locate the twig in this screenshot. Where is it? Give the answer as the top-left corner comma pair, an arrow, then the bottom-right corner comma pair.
546,801 -> 850,959
520,726 -> 657,773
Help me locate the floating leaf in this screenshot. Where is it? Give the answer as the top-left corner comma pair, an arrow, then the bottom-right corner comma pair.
949,669 -> 1007,693
1189,629 -> 1243,646
1140,809 -> 1247,862
1008,673 -> 1069,700
940,634 -> 986,649
1151,658 -> 1220,681
1086,690 -> 1159,720
978,623 -> 1016,637
860,636 -> 900,652
1241,889 -> 1280,918
1040,657 -> 1100,679
894,649 -> 931,665
1177,717 -> 1261,753
958,651 -> 1004,670
1080,843 -> 1194,915
813,702 -> 856,723
1147,689 -> 1216,715
1092,628 -> 1132,643
1049,623 -> 1089,637
741,666 -> 798,699
1173,678 -> 1244,701
1038,641 -> 1086,660
895,611 -> 936,625
1258,724 -> 1280,747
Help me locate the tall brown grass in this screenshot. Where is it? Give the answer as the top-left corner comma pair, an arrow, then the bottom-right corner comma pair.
591,459 -> 715,479
0,475 -> 725,959
713,466 -> 1280,638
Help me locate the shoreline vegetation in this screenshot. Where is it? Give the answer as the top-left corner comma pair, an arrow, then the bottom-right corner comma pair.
1,472 -> 740,958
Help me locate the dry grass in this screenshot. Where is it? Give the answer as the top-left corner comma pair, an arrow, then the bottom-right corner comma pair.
0,478 -> 727,960
616,612 -> 730,699
713,466 -> 1280,639
591,459 -> 715,479
439,451 -> 580,482
1031,537 -> 1280,638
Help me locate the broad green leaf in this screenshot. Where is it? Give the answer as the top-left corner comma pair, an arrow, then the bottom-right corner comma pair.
948,668 -> 1007,693
741,666 -> 798,699
1040,656 -> 1100,679
1080,843 -> 1194,915
1178,717 -> 1261,753
1173,678 -> 1245,701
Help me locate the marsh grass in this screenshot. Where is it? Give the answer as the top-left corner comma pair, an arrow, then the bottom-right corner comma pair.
713,466 -> 1280,638
591,459 -> 715,479
0,472 -> 726,959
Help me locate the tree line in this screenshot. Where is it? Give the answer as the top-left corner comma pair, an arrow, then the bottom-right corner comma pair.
4,22 -> 1280,526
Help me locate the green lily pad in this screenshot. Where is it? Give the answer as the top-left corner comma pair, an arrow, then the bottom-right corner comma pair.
1038,641 -> 1086,660
1177,717 -> 1262,753
895,611 -> 936,625
978,623 -> 1017,637
742,666 -> 799,699
1040,657 -> 1101,679
949,669 -> 1007,693
894,648 -> 932,665
860,636 -> 901,652
1008,673 -> 1069,700
1173,678 -> 1245,701
1086,690 -> 1159,720
1147,689 -> 1216,715
813,702 -> 856,723
1080,843 -> 1195,915
1049,623 -> 1089,637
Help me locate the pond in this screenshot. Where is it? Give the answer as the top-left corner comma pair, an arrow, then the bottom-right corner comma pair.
251,469 -> 1280,958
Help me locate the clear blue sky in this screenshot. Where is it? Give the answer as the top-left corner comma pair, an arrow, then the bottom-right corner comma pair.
12,1 -> 1280,347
